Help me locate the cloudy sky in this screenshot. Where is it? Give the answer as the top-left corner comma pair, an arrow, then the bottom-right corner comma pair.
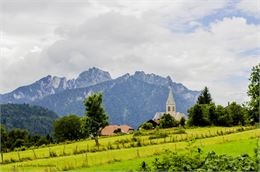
0,0 -> 259,105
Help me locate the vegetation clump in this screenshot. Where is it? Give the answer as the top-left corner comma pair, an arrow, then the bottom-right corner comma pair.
139,150 -> 259,171
141,122 -> 153,130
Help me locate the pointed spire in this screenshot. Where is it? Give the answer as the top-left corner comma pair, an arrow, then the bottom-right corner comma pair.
166,87 -> 175,105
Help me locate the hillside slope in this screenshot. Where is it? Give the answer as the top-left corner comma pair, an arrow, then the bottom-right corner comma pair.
0,104 -> 59,135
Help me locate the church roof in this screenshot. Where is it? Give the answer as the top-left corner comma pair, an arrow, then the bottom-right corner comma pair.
166,88 -> 175,105
153,112 -> 165,120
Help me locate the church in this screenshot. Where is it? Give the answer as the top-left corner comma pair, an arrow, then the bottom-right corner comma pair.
153,88 -> 185,121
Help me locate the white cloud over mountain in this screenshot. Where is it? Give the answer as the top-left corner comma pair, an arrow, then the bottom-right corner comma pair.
0,0 -> 259,105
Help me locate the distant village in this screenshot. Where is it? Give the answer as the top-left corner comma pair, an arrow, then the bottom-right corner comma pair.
101,88 -> 185,136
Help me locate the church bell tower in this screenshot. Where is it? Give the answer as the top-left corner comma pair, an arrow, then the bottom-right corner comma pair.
166,87 -> 176,116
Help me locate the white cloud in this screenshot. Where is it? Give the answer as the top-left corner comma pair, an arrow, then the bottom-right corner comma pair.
30,46 -> 42,53
236,0 -> 260,18
0,0 -> 259,106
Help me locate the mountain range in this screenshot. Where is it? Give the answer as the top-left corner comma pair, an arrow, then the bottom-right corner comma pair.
0,67 -> 200,128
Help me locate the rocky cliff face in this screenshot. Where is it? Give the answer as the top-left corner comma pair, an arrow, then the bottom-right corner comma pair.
0,67 -> 111,103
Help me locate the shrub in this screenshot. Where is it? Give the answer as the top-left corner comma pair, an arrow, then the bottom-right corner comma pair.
131,137 -> 138,142
137,151 -> 258,171
136,139 -> 142,147
139,161 -> 151,171
159,114 -> 178,128
133,131 -> 143,136
141,122 -> 153,130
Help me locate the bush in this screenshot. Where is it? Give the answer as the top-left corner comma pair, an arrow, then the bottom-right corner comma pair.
159,114 -> 178,128
139,161 -> 151,171
133,131 -> 143,136
137,150 -> 258,171
141,122 -> 153,130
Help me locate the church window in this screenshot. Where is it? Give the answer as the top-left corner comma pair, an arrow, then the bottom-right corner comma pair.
168,106 -> 171,111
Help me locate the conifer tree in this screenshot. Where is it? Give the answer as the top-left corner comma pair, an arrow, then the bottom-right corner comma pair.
197,87 -> 212,104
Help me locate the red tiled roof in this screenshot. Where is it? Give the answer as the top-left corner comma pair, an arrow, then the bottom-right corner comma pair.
101,125 -> 133,136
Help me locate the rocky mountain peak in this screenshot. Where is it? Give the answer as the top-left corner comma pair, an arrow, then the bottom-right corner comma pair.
75,67 -> 112,88
132,71 -> 171,86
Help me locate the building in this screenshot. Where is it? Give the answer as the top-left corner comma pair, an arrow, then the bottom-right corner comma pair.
153,87 -> 185,121
143,119 -> 160,128
101,125 -> 134,136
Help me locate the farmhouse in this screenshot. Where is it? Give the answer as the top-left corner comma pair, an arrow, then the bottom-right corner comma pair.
153,88 -> 185,121
101,125 -> 134,136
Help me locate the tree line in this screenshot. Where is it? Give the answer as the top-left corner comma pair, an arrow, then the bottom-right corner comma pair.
188,63 -> 259,127
187,87 -> 252,126
0,126 -> 54,152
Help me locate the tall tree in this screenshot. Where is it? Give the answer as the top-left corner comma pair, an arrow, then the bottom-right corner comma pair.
197,87 -> 212,104
216,105 -> 232,126
247,63 -> 260,122
188,104 -> 209,126
226,102 -> 246,126
83,92 -> 108,146
207,103 -> 218,125
53,114 -> 81,142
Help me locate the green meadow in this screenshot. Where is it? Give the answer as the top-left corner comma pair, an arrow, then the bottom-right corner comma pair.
0,126 -> 259,172
75,138 -> 258,172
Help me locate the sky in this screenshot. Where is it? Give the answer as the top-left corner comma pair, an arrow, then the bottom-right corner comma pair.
0,0 -> 259,105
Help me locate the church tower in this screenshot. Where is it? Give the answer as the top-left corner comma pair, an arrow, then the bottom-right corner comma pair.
166,87 -> 176,117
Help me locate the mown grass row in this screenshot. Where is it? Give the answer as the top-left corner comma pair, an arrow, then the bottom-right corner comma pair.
1,126 -> 256,164
1,128 -> 259,172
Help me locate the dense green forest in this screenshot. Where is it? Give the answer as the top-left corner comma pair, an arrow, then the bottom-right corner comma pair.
0,104 -> 59,135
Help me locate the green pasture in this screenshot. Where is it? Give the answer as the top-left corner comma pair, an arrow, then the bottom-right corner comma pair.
1,126 -> 253,163
0,126 -> 259,172
73,138 -> 259,172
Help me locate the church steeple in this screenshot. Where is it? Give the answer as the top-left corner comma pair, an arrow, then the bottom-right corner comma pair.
166,87 -> 176,114
166,88 -> 175,105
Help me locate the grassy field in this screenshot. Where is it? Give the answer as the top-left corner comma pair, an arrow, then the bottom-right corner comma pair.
0,126 -> 259,172
1,126 -> 254,162
74,138 -> 259,172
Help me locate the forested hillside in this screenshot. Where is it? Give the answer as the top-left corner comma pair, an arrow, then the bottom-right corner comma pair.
0,104 -> 59,135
